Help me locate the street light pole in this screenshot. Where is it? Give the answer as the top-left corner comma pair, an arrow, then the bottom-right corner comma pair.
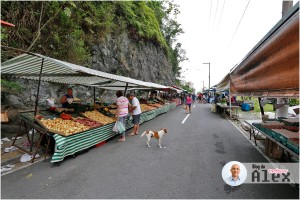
203,62 -> 210,89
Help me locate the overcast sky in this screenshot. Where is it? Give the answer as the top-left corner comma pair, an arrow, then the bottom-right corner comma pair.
175,0 -> 297,93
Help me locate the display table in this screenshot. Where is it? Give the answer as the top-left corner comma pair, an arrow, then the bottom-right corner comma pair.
16,103 -> 176,163
216,103 -> 240,118
245,120 -> 298,159
14,111 -> 51,163
51,102 -> 176,162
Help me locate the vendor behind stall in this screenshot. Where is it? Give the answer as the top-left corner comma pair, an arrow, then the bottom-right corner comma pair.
60,88 -> 74,108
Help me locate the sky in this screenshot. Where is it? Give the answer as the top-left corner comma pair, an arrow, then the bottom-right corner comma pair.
174,0 -> 298,93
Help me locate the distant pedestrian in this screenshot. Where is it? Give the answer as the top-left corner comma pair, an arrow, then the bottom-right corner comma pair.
127,93 -> 142,136
115,90 -> 129,142
192,93 -> 196,104
186,94 -> 192,114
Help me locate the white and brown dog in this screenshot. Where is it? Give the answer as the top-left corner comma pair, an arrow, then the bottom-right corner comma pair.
140,128 -> 167,148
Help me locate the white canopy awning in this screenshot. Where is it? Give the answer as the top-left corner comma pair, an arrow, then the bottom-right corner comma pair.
1,53 -> 169,90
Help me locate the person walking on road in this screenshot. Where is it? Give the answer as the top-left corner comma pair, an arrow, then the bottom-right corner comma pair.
186,94 -> 192,114
127,93 -> 142,136
192,93 -> 196,104
115,90 -> 129,142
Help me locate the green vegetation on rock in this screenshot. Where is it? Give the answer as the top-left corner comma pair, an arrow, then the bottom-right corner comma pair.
1,1 -> 187,80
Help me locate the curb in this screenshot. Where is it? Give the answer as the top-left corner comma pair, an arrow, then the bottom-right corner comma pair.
1,154 -> 22,166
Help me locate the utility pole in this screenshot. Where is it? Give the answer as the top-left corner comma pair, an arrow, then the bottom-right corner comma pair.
203,62 -> 210,89
282,0 -> 293,16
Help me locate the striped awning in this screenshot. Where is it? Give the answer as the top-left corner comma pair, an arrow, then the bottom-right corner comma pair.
1,53 -> 169,90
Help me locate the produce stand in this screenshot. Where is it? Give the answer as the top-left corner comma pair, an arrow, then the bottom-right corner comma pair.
10,102 -> 176,163
52,102 -> 175,163
1,51 -> 178,163
245,119 -> 299,160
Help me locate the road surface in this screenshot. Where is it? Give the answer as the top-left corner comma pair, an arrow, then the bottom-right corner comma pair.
1,104 -> 298,199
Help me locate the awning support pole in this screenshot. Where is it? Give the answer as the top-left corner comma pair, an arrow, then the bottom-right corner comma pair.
124,83 -> 129,96
258,97 -> 265,116
93,87 -> 96,103
229,82 -> 231,118
31,58 -> 44,152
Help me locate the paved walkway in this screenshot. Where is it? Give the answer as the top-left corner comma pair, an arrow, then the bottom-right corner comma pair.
1,104 -> 298,199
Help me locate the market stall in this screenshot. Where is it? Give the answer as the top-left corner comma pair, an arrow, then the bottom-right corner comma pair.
215,2 -> 299,158
1,51 -> 176,163
245,119 -> 298,159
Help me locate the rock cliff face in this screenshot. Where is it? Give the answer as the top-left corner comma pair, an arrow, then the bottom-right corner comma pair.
90,34 -> 175,85
1,33 -> 175,134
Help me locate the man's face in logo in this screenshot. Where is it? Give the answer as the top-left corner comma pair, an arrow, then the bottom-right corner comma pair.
230,164 -> 240,178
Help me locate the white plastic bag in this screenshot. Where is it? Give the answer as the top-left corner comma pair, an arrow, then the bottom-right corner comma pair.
46,98 -> 55,108
113,122 -> 118,132
113,121 -> 125,133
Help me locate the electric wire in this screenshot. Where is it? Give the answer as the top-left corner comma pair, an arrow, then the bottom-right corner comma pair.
217,0 -> 226,31
212,0 -> 220,29
208,0 -> 213,29
229,0 -> 251,44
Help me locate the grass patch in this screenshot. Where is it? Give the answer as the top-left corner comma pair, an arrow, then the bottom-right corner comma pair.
236,96 -> 274,113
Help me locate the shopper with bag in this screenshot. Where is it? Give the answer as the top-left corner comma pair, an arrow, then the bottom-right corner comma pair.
115,90 -> 129,142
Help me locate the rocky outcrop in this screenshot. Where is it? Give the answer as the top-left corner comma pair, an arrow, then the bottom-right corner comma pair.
90,34 -> 175,86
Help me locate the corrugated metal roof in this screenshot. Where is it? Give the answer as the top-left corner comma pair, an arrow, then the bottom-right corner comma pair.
1,53 -> 169,90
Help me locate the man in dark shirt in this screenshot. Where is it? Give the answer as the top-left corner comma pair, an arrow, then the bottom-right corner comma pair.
60,88 -> 74,108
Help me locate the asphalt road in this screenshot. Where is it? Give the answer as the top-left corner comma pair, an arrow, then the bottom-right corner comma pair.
1,104 -> 299,199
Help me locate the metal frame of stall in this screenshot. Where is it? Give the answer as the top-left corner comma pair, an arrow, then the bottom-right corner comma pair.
1,47 -> 170,163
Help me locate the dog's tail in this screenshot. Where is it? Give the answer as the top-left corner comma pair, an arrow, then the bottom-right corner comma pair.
140,131 -> 147,137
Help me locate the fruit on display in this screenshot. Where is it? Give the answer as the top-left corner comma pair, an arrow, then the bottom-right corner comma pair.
40,118 -> 89,136
73,118 -> 102,128
60,113 -> 73,120
82,110 -> 116,125
148,103 -> 163,108
140,104 -> 156,112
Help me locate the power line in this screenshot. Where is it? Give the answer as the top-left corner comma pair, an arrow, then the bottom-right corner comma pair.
212,0 -> 220,29
208,0 -> 213,29
217,0 -> 226,31
229,0 -> 251,44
